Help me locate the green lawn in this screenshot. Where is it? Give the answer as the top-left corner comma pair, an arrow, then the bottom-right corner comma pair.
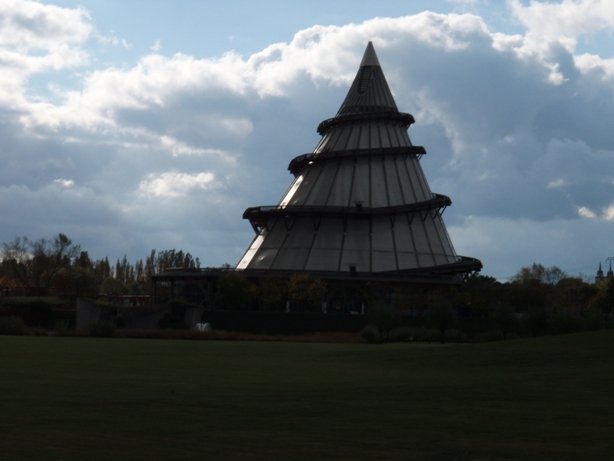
1,331 -> 613,460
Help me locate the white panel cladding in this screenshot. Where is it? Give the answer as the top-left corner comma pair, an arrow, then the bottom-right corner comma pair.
358,125 -> 370,149
287,167 -> 318,206
380,124 -> 392,148
316,121 -> 412,154
370,124 -> 380,147
279,175 -> 303,208
305,249 -> 341,271
393,216 -> 415,253
339,249 -> 370,273
423,217 -> 445,255
274,248 -> 311,270
349,159 -> 369,205
343,219 -> 369,249
311,217 -> 344,249
433,216 -> 458,261
397,251 -> 420,270
384,157 -> 404,206
303,164 -> 336,206
398,158 -> 419,203
326,158 -> 353,207
251,248 -> 279,269
287,154 -> 433,209
314,135 -> 330,154
418,252 -> 436,267
259,220 -> 287,249
434,254 -> 450,266
346,125 -> 360,150
330,128 -> 349,151
411,220 -> 431,261
370,158 -> 388,207
236,234 -> 266,269
405,159 -> 431,202
372,251 -> 398,272
371,217 -> 394,251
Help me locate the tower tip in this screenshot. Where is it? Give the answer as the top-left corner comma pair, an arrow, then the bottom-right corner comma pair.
359,41 -> 381,67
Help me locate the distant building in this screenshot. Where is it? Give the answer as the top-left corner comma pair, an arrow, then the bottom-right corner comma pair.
595,261 -> 614,284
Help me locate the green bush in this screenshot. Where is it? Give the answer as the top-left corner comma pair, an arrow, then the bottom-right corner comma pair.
424,328 -> 444,342
54,320 -> 71,336
158,313 -> 187,330
89,322 -> 116,338
411,327 -> 445,342
524,307 -> 548,337
426,299 -> 457,343
443,329 -> 466,343
389,326 -> 413,342
584,313 -> 604,331
409,327 -> 427,341
549,311 -> 583,335
0,316 -> 24,335
361,325 -> 380,344
474,330 -> 504,342
367,302 -> 399,340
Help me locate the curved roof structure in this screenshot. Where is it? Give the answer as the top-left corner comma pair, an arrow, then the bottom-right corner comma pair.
236,42 -> 482,283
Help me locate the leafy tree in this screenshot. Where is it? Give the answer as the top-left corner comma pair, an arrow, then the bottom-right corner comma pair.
512,263 -> 567,285
427,299 -> 457,343
2,233 -> 80,295
214,273 -> 254,309
256,277 -> 288,311
491,302 -> 515,339
287,274 -> 326,310
52,267 -> 98,300
552,277 -> 597,314
367,302 -> 399,341
74,251 -> 92,270
99,277 -> 128,297
525,307 -> 549,337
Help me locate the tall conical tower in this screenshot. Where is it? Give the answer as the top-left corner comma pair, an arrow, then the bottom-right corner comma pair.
237,42 -> 481,283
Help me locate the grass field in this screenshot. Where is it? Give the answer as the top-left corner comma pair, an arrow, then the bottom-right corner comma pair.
1,331 -> 613,460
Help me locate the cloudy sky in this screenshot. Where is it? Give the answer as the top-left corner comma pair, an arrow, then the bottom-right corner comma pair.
2,0 -> 614,280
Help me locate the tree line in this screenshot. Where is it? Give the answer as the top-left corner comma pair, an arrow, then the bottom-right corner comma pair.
2,233 -> 613,327
0,233 -> 202,299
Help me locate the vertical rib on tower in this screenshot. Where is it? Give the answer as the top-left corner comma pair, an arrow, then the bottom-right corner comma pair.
237,42 -> 481,282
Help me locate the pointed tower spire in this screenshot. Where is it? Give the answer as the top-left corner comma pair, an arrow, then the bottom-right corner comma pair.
237,42 -> 482,282
335,42 -> 398,116
360,41 -> 380,66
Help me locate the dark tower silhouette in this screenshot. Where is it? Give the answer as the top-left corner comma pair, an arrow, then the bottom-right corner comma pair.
237,42 -> 481,283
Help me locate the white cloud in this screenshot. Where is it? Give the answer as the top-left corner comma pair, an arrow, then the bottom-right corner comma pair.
0,0 -> 92,107
574,53 -> 614,80
159,136 -> 237,159
547,178 -> 566,189
602,204 -> 614,221
53,178 -> 75,187
509,0 -> 614,47
138,171 -> 220,198
578,206 -> 596,218
503,0 -> 614,83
